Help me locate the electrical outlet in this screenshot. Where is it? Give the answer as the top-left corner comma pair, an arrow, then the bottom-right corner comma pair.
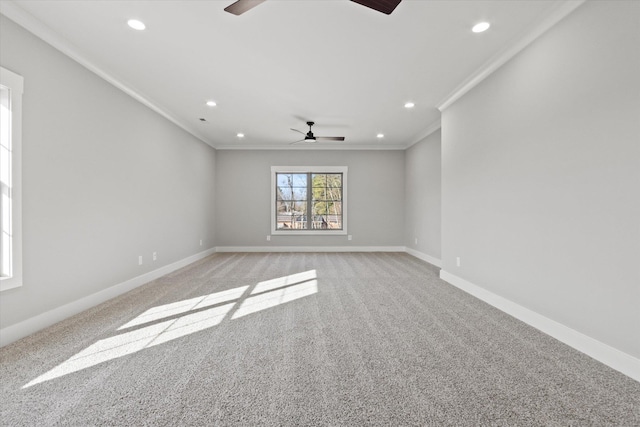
456,257 -> 461,267
153,252 -> 157,261
266,235 -> 271,241
199,239 -> 203,246
138,256 -> 143,265
348,235 -> 352,241
414,237 -> 418,245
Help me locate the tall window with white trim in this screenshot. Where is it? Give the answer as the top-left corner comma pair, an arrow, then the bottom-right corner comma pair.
1,67 -> 24,291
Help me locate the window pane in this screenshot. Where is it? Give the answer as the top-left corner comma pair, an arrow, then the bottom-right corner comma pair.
326,187 -> 342,201
327,215 -> 342,229
276,186 -> 292,200
291,187 -> 307,200
276,200 -> 293,214
312,200 -> 328,215
312,187 -> 326,201
276,201 -> 307,229
327,174 -> 342,187
292,174 -> 307,187
290,200 -> 306,213
276,173 -> 292,187
276,200 -> 295,229
292,203 -> 307,229
311,174 -> 326,187
311,214 -> 328,229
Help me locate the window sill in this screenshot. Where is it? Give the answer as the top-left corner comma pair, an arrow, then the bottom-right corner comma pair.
0,276 -> 23,292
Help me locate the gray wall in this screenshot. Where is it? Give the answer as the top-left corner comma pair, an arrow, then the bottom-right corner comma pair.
0,16 -> 217,328
215,149 -> 405,248
441,1 -> 640,357
404,130 -> 441,261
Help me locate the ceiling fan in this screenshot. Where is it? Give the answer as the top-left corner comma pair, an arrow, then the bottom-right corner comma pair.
290,122 -> 345,144
225,0 -> 402,16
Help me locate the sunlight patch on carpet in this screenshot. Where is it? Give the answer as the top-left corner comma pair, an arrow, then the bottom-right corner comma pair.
232,279 -> 318,319
118,286 -> 249,330
23,271 -> 318,388
23,303 -> 235,388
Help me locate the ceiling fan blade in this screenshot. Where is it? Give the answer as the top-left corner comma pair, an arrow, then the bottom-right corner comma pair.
350,0 -> 402,15
316,137 -> 345,142
224,0 -> 266,15
290,128 -> 305,135
289,139 -> 305,145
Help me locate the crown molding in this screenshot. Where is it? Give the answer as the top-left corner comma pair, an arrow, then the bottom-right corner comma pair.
404,119 -> 441,149
0,1 -> 213,147
436,0 -> 586,112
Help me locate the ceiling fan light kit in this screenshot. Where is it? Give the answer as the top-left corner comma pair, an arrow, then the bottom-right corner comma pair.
224,0 -> 402,16
290,121 -> 345,145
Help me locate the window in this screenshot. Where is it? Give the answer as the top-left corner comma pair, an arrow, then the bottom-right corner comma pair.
271,166 -> 347,235
1,67 -> 23,291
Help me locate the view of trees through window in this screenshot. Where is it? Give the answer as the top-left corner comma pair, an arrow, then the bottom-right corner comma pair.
276,172 -> 342,230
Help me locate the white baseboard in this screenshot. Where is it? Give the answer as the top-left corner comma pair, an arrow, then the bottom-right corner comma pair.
8,248 -> 636,383
404,247 -> 442,267
215,246 -> 406,253
0,247 -> 217,348
439,270 -> 640,382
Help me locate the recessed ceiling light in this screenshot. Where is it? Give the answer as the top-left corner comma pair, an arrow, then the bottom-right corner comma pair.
404,102 -> 415,109
127,19 -> 146,31
206,100 -> 217,107
237,133 -> 245,138
472,22 -> 490,33
377,133 -> 384,138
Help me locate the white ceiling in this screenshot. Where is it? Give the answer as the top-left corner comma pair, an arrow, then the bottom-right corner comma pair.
4,0 -> 575,149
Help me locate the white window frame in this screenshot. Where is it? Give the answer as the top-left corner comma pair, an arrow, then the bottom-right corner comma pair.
271,166 -> 347,236
1,66 -> 24,291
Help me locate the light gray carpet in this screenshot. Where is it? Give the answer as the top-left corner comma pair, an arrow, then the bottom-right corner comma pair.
1,252 -> 638,426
